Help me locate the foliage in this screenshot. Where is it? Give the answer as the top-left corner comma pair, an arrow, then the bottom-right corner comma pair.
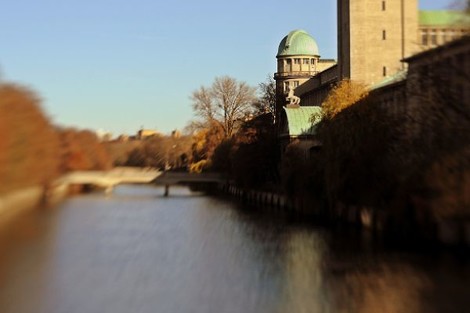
211,138 -> 235,174
320,79 -> 369,119
254,75 -> 276,119
191,76 -> 257,138
210,113 -> 279,189
189,160 -> 210,174
58,128 -> 112,172
190,122 -> 225,163
315,58 -> 470,221
188,75 -> 271,175
318,95 -> 402,206
280,141 -> 325,199
0,83 -> 61,194
103,140 -> 143,166
398,55 -> 470,218
123,134 -> 193,169
422,148 -> 470,218
280,141 -> 308,197
233,113 -> 279,188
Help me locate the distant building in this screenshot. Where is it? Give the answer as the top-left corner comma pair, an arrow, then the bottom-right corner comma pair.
116,134 -> 129,142
137,128 -> 160,140
171,129 -> 181,138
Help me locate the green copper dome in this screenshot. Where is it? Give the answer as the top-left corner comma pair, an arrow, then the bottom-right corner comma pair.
277,29 -> 319,57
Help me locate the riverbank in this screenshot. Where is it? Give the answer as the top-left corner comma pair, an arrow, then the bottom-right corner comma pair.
218,182 -> 470,248
0,167 -> 160,227
0,181 -> 69,228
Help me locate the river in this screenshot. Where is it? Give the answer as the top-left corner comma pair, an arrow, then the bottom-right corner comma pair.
0,185 -> 468,313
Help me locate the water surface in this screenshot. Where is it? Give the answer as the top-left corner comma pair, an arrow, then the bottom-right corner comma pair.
0,185 -> 467,313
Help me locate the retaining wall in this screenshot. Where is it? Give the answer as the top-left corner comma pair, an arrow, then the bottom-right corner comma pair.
218,183 -> 470,247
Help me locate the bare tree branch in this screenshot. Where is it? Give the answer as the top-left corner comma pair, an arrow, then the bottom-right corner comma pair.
191,76 -> 257,138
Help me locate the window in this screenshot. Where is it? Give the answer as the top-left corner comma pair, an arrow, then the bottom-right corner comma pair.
284,81 -> 289,92
294,58 -> 301,64
382,30 -> 386,40
303,58 -> 310,64
286,59 -> 292,65
293,81 -> 300,87
382,1 -> 386,11
448,30 -> 454,41
431,29 -> 437,45
421,30 -> 428,45
442,30 -> 448,43
383,66 -> 387,77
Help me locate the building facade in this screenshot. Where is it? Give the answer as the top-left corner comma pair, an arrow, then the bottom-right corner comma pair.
405,35 -> 470,127
419,10 -> 470,49
274,0 -> 469,155
291,1 -> 468,108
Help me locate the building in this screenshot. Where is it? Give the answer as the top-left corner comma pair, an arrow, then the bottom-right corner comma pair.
404,35 -> 470,126
278,1 -> 419,110
419,10 -> 470,49
279,106 -> 323,156
137,128 -> 160,140
274,29 -> 336,123
337,0 -> 418,85
274,1 -> 469,155
284,1 -> 468,108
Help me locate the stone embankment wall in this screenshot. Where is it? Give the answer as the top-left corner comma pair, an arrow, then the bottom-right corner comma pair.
218,183 -> 470,247
218,183 -> 324,217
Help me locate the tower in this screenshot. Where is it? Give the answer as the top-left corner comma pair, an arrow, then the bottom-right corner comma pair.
338,0 -> 418,85
274,30 -> 320,123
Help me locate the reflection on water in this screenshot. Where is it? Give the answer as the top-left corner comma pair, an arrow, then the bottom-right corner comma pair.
0,185 -> 468,313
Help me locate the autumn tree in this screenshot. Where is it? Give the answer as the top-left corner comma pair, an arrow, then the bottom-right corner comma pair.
320,79 -> 369,119
191,76 -> 257,138
126,138 -> 166,168
189,121 -> 225,162
0,83 -> 61,193
209,113 -> 279,188
125,134 -> 193,169
58,128 -> 112,172
230,113 -> 279,188
103,140 -> 142,166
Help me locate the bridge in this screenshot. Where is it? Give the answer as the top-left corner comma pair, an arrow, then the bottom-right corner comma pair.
58,167 -> 161,193
152,172 -> 224,196
58,168 -> 224,196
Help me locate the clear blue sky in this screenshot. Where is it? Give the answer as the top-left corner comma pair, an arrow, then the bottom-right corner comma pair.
0,0 -> 455,136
